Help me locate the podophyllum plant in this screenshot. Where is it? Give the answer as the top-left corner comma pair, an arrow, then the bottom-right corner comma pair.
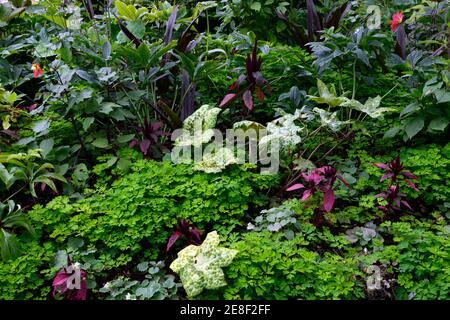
219,39 -> 271,111
286,165 -> 348,212
373,156 -> 419,214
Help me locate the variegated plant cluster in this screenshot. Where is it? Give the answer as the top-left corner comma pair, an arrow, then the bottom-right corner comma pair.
169,231 -> 238,297
308,79 -> 394,132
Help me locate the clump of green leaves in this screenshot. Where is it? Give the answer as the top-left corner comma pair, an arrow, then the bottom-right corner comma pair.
0,200 -> 35,260
100,261 -> 181,300
29,161 -> 277,268
200,231 -> 365,300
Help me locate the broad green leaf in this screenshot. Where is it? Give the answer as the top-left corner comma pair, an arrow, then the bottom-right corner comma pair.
39,138 -> 54,158
428,118 -> 449,131
308,79 -> 345,107
82,117 -> 95,131
92,137 -> 109,149
250,2 -> 262,11
405,117 -> 424,139
383,126 -> 401,139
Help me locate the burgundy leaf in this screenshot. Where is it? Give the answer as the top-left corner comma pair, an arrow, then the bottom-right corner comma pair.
337,175 -> 350,188
301,189 -> 313,201
395,25 -> 407,60
380,172 -> 394,182
166,231 -> 182,252
323,189 -> 335,212
286,183 -> 305,191
128,139 -> 138,148
164,5 -> 179,45
401,200 -> 413,210
140,139 -> 151,155
373,163 -> 389,170
255,87 -> 265,103
242,90 -> 254,111
401,171 -> 418,180
306,0 -> 322,41
52,267 -> 87,300
190,227 -> 202,243
404,179 -> 419,191
219,93 -> 237,108
116,17 -> 141,46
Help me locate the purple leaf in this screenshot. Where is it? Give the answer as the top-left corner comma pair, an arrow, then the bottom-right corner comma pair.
395,25 -> 407,60
255,87 -> 265,103
52,267 -> 87,300
404,179 -> 419,191
324,1 -> 351,29
401,200 -> 413,210
128,139 -> 138,148
185,34 -> 203,53
83,0 -> 95,20
323,189 -> 335,212
166,231 -> 182,252
286,183 -> 305,191
180,69 -> 196,120
242,90 -> 254,111
116,17 -> 141,46
306,0 -> 322,41
401,171 -> 418,180
373,163 -> 389,170
190,227 -> 202,244
164,5 -> 179,45
219,93 -> 237,108
380,172 -> 394,182
140,139 -> 151,155
301,189 -> 313,201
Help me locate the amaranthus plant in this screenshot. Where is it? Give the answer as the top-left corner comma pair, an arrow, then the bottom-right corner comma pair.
286,165 -> 348,212
373,156 -> 419,213
219,39 -> 271,111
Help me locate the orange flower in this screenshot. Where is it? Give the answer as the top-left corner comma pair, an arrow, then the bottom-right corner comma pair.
390,12 -> 404,32
31,63 -> 43,78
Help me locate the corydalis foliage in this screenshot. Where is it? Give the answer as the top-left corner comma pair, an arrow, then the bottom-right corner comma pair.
247,204 -> 298,240
169,231 -> 238,298
99,261 -> 181,300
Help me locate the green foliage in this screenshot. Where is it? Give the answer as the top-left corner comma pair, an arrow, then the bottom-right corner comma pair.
349,142 -> 450,207
362,219 -> 450,300
0,240 -> 56,300
99,260 -> 181,300
0,149 -> 66,198
0,200 -> 35,260
199,231 -> 364,300
29,161 -> 278,268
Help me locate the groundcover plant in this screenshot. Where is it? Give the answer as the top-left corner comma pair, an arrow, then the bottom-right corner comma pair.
0,0 -> 449,301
